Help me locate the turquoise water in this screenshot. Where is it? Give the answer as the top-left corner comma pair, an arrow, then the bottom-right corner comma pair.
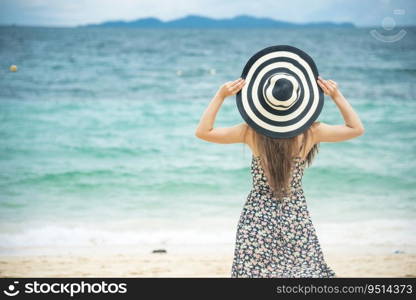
0,26 -> 415,255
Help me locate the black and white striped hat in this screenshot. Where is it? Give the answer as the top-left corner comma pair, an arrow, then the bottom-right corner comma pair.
236,45 -> 323,139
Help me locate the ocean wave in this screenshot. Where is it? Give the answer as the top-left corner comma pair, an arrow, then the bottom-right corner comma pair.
0,218 -> 414,256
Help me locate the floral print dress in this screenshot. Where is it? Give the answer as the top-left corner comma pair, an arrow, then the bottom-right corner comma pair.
231,155 -> 336,278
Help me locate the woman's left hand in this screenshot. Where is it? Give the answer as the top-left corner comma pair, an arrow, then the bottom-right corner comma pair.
218,78 -> 246,98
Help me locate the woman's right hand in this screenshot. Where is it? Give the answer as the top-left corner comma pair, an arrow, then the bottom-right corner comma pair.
317,76 -> 341,100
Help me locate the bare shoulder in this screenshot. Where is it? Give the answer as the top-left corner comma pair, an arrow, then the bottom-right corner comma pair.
235,122 -> 250,141
244,125 -> 257,151
310,120 -> 322,131
309,120 -> 325,144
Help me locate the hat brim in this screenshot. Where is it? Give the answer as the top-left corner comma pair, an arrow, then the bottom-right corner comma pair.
236,45 -> 324,139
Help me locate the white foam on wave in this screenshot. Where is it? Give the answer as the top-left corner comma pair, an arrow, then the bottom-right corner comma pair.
0,218 -> 237,256
0,217 -> 414,256
315,218 -> 416,255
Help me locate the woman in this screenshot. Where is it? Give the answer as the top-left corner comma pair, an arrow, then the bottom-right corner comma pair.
195,46 -> 364,277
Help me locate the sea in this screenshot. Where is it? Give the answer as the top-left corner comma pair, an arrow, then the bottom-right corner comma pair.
0,26 -> 415,256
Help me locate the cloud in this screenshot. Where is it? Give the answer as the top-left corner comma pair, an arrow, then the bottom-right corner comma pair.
0,0 -> 414,27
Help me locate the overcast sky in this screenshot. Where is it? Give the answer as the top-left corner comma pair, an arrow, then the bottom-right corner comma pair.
0,0 -> 414,27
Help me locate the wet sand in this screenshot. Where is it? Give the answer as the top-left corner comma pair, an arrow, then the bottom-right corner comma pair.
1,253 -> 415,277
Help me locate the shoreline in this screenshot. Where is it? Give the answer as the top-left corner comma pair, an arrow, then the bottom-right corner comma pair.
1,253 -> 415,278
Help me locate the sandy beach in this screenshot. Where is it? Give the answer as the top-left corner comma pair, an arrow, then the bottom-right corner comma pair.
1,253 -> 415,278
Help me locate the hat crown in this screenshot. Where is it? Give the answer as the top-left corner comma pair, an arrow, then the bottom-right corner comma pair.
262,73 -> 300,111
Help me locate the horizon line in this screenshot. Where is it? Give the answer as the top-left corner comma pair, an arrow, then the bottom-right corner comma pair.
1,13 -> 415,28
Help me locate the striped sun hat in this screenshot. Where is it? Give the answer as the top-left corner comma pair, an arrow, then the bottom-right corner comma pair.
236,45 -> 324,139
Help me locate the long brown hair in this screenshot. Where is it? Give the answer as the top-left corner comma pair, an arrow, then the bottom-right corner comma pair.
244,125 -> 319,199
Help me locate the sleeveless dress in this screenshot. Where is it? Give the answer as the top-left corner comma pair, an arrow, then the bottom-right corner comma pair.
231,155 -> 336,278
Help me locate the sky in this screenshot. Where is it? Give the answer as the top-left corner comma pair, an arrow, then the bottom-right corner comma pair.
0,0 -> 415,27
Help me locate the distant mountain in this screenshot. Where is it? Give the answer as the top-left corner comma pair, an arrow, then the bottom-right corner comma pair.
81,14 -> 355,29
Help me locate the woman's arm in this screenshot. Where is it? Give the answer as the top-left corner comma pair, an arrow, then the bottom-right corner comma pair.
195,78 -> 248,144
313,77 -> 365,143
